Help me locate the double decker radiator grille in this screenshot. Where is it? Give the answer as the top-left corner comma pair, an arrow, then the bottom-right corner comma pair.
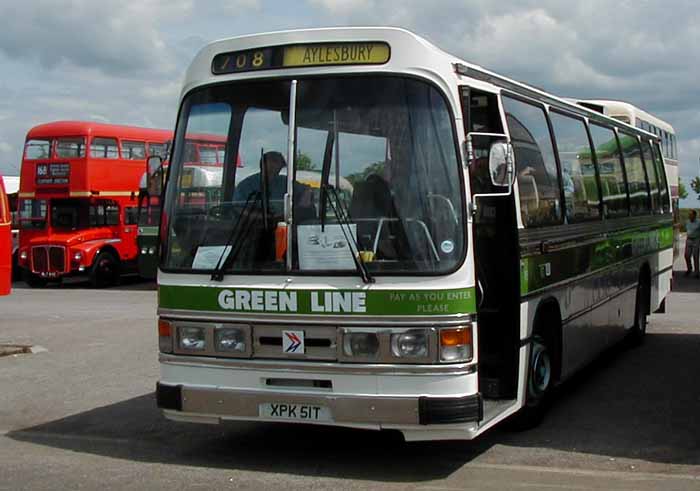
31,246 -> 66,274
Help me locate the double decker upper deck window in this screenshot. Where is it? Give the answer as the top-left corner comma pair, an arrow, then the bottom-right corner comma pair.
90,137 -> 119,159
56,137 -> 86,158
123,141 -> 146,160
24,139 -> 52,160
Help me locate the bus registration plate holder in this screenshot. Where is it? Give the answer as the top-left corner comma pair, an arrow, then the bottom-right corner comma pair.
259,403 -> 332,422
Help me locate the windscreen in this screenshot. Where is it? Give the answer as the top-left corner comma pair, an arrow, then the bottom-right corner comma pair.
162,76 -> 464,275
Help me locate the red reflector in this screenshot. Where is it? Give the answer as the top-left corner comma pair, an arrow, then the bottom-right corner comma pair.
158,319 -> 172,337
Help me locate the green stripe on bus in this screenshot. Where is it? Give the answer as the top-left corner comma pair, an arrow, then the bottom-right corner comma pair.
159,285 -> 477,316
137,226 -> 159,236
520,225 -> 673,295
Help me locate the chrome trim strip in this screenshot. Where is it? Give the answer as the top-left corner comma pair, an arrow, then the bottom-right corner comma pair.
178,385 -> 422,425
157,308 -> 476,326
159,353 -> 477,376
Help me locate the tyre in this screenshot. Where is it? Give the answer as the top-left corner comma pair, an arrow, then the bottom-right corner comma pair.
23,270 -> 47,288
628,279 -> 649,347
509,335 -> 553,430
89,251 -> 120,288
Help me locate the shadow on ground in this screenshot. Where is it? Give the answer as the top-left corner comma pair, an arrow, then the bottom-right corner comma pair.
12,274 -> 156,292
8,331 -> 700,479
671,270 -> 700,293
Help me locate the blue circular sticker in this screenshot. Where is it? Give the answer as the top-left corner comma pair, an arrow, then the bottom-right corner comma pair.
440,240 -> 455,254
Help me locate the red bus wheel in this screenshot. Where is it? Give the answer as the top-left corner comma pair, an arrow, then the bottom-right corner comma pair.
89,251 -> 120,288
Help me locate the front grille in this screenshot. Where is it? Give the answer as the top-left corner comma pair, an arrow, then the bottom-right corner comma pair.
31,247 -> 48,273
49,246 -> 66,272
253,325 -> 338,361
31,246 -> 66,273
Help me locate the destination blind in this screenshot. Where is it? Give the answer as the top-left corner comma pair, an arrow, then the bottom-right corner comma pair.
212,42 -> 390,75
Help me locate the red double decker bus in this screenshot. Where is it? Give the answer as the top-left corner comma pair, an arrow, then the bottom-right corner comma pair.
0,175 -> 11,295
16,121 -> 171,287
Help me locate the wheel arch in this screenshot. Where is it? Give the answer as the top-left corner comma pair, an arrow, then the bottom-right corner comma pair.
92,245 -> 121,267
532,297 -> 563,384
638,261 -> 652,315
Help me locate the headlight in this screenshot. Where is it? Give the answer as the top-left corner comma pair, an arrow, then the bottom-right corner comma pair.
215,327 -> 246,353
141,247 -> 148,255
439,326 -> 473,362
19,250 -> 28,261
342,331 -> 379,358
148,247 -> 156,255
73,251 -> 83,262
391,330 -> 428,358
179,326 -> 206,351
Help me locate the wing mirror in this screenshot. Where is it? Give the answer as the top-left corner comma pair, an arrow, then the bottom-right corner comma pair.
146,155 -> 164,195
147,155 -> 162,176
488,141 -> 515,187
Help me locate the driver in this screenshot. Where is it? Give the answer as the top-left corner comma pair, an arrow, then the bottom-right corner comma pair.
233,151 -> 313,218
233,151 -> 287,205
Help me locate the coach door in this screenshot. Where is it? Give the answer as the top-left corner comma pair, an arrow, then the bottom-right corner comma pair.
464,89 -> 521,401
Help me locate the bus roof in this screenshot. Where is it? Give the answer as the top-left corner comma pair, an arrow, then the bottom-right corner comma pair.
567,99 -> 675,133
26,121 -> 173,141
182,27 -> 455,97
184,27 -> 660,143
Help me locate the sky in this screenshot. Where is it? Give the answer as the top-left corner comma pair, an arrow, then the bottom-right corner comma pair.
1,0 -> 699,206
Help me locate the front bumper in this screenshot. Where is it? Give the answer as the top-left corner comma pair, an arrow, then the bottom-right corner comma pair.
157,382 -> 482,426
157,355 -> 483,439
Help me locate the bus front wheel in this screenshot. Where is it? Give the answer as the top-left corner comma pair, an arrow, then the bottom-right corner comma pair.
629,279 -> 649,346
509,335 -> 552,430
89,251 -> 120,288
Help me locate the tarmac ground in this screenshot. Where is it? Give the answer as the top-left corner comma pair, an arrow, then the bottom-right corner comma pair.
0,262 -> 699,490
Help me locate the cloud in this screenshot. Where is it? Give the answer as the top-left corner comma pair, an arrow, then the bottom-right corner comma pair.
303,0 -> 700,199
1,0 -> 699,207
0,0 -> 192,77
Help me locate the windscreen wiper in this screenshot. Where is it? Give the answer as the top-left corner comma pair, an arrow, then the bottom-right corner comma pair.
322,183 -> 374,284
211,147 -> 271,281
210,191 -> 260,281
318,128 -> 335,232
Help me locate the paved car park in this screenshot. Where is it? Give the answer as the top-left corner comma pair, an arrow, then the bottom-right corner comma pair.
1,271 -> 699,490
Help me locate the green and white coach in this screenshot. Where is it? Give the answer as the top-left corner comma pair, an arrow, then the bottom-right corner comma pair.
154,27 -> 673,441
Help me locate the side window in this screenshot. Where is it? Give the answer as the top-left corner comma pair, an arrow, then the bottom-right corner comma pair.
463,88 -> 504,194
148,142 -> 168,158
650,141 -> 670,213
89,203 -> 104,226
125,207 -> 139,225
105,202 -> 120,225
56,137 -> 86,158
589,124 -> 629,217
123,141 -> 146,160
90,137 -> 119,159
549,112 -> 600,222
502,96 -> 561,227
614,130 -> 649,215
639,137 -> 660,213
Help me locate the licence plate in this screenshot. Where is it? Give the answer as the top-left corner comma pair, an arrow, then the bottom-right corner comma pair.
259,403 -> 332,422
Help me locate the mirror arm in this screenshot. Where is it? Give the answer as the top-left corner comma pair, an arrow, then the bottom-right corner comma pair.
464,131 -> 511,165
469,186 -> 514,216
